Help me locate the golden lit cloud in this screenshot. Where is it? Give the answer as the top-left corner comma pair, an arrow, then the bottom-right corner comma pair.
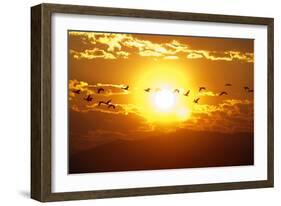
97,34 -> 130,52
69,80 -> 129,96
163,56 -> 179,59
187,99 -> 253,133
70,48 -> 116,60
139,50 -> 163,57
116,51 -> 130,58
70,100 -> 142,117
186,50 -> 253,62
69,31 -> 253,63
198,91 -> 218,97
70,95 -> 253,134
165,40 -> 189,53
69,31 -> 100,46
69,78 -> 253,134
186,53 -> 204,59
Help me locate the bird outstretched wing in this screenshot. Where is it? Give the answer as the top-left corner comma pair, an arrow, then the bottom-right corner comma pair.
97,88 -> 105,93
219,91 -> 228,96
122,85 -> 129,90
194,98 -> 200,103
199,87 -> 206,92
108,104 -> 116,109
184,90 -> 190,96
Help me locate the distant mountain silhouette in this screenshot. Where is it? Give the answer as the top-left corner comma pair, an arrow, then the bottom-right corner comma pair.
69,130 -> 253,174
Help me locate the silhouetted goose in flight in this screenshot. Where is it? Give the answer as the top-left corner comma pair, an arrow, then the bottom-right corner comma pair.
225,83 -> 232,86
98,99 -> 112,106
248,89 -> 254,93
174,89 -> 180,93
98,101 -> 104,106
199,87 -> 206,92
244,86 -> 250,90
108,104 -> 116,109
193,98 -> 200,104
184,90 -> 190,96
72,89 -> 81,94
122,85 -> 129,90
97,88 -> 105,93
84,95 -> 93,102
144,88 -> 151,92
219,91 -> 228,96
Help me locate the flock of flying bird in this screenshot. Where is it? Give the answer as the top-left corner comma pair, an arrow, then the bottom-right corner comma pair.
143,83 -> 253,104
71,83 -> 254,109
71,85 -> 130,109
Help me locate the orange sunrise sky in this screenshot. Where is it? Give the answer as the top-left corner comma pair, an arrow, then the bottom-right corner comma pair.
68,31 -> 254,173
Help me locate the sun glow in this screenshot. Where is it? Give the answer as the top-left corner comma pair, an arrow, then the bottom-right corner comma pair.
153,89 -> 176,110
132,64 -> 194,122
176,107 -> 190,121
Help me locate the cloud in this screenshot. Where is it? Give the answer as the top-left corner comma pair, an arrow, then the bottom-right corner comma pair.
69,79 -> 253,146
186,53 -> 204,59
70,48 -> 116,60
69,80 -> 253,134
69,84 -> 253,153
69,80 -> 141,117
165,40 -> 189,53
116,51 -> 130,58
188,99 -> 253,133
69,31 -> 97,44
69,80 -> 89,99
139,50 -> 163,57
198,91 -> 218,97
69,79 -> 88,89
69,80 -> 129,96
163,56 -> 179,60
71,100 -> 143,119
69,107 -> 155,151
85,103 -> 141,116
96,33 -> 133,52
69,98 -> 253,153
69,31 -> 253,63
186,50 -> 253,63
123,37 -> 175,55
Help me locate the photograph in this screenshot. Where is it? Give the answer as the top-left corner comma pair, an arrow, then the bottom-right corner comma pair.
68,30 -> 254,174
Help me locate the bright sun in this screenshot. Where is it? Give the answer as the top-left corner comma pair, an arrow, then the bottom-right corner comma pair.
153,89 -> 176,110
134,65 -> 192,122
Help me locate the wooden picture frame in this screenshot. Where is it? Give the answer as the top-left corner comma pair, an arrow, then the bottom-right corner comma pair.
31,3 -> 274,202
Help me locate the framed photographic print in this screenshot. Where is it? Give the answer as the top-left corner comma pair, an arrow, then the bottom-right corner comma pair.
31,3 -> 274,202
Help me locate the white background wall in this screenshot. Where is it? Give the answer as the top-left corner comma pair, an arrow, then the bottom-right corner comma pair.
0,0 -> 279,205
